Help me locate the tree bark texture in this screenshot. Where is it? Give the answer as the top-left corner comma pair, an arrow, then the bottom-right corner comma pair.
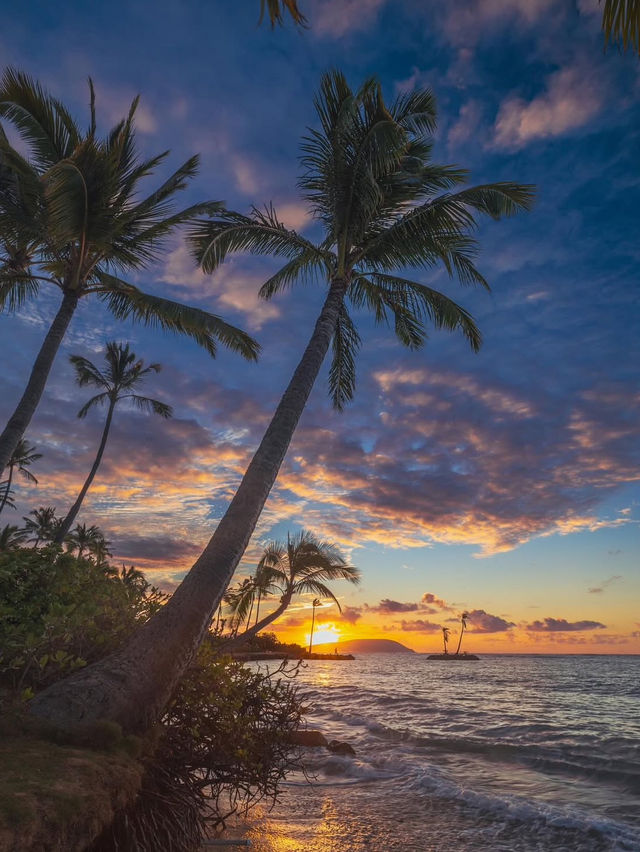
0,290 -> 79,472
54,400 -> 116,543
29,279 -> 348,733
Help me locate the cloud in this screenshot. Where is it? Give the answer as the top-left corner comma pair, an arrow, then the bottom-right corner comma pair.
395,619 -> 443,633
587,574 -> 622,594
336,606 -> 362,625
525,617 -> 607,632
466,609 -> 515,633
494,62 -> 606,150
421,592 -> 449,609
448,100 -> 484,148
367,599 -> 419,614
313,0 -> 385,38
441,0 -> 557,46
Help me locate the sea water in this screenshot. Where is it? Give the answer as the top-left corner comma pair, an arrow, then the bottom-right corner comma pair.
238,654 -> 640,851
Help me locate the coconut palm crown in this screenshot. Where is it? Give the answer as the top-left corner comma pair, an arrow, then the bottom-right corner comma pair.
0,68 -> 259,472
0,437 -> 41,515
191,72 -> 533,411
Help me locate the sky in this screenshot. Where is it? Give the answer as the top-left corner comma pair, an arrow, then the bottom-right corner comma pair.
1,0 -> 638,654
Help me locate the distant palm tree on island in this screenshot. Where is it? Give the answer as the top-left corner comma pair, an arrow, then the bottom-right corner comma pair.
429,612 -> 478,660
30,70 -> 528,730
53,342 -> 172,543
455,612 -> 469,655
0,68 -> 259,474
308,597 -> 321,655
442,626 -> 451,655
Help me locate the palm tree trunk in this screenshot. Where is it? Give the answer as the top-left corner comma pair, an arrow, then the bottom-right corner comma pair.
0,290 -> 79,473
254,590 -> 262,627
54,400 -> 116,544
29,279 -> 348,732
0,466 -> 14,515
308,606 -> 316,655
455,625 -> 464,655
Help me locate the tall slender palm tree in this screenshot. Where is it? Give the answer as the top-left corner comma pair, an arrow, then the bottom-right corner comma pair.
307,597 -> 321,655
30,72 -> 533,732
0,438 -> 41,515
0,68 -> 259,473
53,342 -> 172,543
225,530 -> 359,647
454,612 -> 469,656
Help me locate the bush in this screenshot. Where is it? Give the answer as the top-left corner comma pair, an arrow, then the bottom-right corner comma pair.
0,546 -> 164,700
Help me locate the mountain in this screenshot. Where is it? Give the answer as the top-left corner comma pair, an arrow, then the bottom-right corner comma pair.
312,638 -> 415,654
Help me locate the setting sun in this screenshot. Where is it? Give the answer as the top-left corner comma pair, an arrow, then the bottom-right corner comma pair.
306,623 -> 341,648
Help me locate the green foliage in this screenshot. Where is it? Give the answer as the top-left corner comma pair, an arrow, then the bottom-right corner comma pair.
93,642 -> 303,849
0,546 -> 164,697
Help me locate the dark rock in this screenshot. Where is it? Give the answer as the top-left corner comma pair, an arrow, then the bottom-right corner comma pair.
426,653 -> 480,661
288,730 -> 328,747
327,740 -> 356,756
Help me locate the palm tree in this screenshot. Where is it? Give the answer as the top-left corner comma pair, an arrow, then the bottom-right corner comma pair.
307,597 -> 321,655
0,438 -> 41,515
454,612 -> 469,656
53,342 -> 172,543
442,626 -> 450,655
260,0 -> 306,27
87,530 -> 112,567
602,0 -> 640,54
226,530 -> 360,649
22,505 -> 60,548
0,69 -> 259,473
66,522 -> 106,560
29,72 -> 532,732
0,523 -> 28,550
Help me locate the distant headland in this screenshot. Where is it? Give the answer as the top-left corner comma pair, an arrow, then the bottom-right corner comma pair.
313,638 -> 415,654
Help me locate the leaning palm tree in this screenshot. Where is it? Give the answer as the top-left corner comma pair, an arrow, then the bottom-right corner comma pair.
0,68 -> 259,473
53,342 -> 172,543
30,72 -> 533,732
226,530 -> 359,648
454,612 -> 469,656
0,438 -> 41,515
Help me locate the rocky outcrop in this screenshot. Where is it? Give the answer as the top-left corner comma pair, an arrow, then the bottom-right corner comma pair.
288,729 -> 328,747
327,740 -> 356,756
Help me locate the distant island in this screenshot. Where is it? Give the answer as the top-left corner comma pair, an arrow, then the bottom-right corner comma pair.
427,652 -> 480,661
313,639 -> 415,654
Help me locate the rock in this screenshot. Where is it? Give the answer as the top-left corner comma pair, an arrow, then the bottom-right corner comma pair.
288,730 -> 328,747
327,740 -> 356,756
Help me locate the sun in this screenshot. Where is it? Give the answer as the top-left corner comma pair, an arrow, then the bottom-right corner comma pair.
306,622 -> 341,648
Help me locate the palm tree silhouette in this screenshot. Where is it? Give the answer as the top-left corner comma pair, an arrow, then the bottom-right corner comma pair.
308,598 -> 322,654
31,72 -> 532,731
442,626 -> 450,655
0,68 -> 259,472
66,523 -> 107,561
22,506 -> 59,548
54,342 -> 172,543
0,438 -> 41,515
226,530 -> 360,648
455,612 -> 469,656
0,523 -> 28,550
260,0 -> 306,26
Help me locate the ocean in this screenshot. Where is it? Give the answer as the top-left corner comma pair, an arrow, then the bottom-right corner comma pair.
235,653 -> 640,851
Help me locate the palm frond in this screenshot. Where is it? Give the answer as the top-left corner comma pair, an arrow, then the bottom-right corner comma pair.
77,392 -> 110,419
0,273 -> 40,311
96,272 -> 260,360
69,354 -> 110,389
125,394 -> 173,418
602,0 -> 640,53
260,0 -> 307,27
329,304 -> 361,411
258,249 -> 331,300
189,205 -> 323,275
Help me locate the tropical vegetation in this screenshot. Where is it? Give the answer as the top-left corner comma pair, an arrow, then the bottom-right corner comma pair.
0,438 -> 40,515
0,68 -> 259,474
27,69 -> 533,732
54,342 -> 172,543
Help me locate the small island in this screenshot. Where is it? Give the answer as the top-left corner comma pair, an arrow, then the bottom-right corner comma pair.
428,617 -> 479,659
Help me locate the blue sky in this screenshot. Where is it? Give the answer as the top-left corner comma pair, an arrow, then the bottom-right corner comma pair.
1,0 -> 638,651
